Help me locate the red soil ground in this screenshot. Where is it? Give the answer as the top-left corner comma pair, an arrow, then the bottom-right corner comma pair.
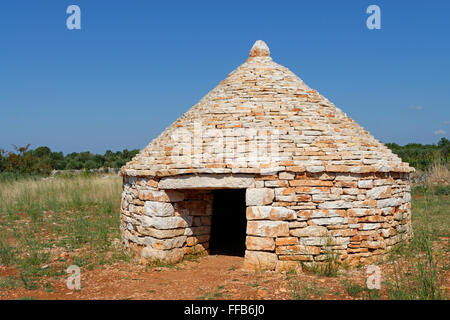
1,251 -> 448,300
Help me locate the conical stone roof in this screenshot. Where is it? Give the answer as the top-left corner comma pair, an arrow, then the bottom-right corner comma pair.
122,40 -> 413,177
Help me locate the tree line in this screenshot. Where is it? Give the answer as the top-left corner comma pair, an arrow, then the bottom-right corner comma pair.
0,138 -> 448,176
385,137 -> 449,170
0,145 -> 139,175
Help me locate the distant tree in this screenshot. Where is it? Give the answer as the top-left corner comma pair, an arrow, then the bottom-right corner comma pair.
385,142 -> 400,149
93,154 -> 105,168
437,137 -> 449,159
8,144 -> 35,173
0,149 -> 6,172
105,150 -> 113,158
32,146 -> 51,158
66,160 -> 82,170
385,138 -> 450,170
54,159 -> 67,170
85,160 -> 97,170
113,159 -> 125,168
12,144 -> 31,156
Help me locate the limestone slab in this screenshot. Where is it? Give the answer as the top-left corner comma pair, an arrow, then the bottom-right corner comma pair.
158,174 -> 255,189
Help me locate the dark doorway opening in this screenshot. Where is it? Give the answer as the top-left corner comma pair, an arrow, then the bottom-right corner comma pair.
209,189 -> 246,256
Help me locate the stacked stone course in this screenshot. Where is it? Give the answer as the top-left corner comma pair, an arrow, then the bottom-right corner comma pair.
121,170 -> 412,270
122,176 -> 214,263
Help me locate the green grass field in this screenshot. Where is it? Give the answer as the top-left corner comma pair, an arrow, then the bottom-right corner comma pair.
383,185 -> 449,299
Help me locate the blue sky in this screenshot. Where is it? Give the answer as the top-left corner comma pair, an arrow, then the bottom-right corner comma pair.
1,0 -> 449,154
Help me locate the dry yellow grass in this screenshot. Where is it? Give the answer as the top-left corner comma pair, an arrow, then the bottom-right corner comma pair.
411,161 -> 450,186
0,174 -> 129,292
426,162 -> 450,185
0,175 -> 122,215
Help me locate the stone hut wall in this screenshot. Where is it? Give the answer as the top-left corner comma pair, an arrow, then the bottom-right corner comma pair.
120,170 -> 412,271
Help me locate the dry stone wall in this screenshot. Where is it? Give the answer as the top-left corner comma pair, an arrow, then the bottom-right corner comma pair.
121,169 -> 412,271
121,176 -> 213,263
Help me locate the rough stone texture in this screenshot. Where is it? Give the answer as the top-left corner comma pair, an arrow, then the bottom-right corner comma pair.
137,227 -> 185,239
246,188 -> 275,206
243,251 -> 277,270
249,40 -> 270,57
358,180 -> 373,189
120,40 -> 414,271
276,244 -> 320,255
158,174 -> 255,189
246,236 -> 275,251
279,172 -> 295,180
247,221 -> 290,237
139,190 -> 184,202
366,186 -> 391,200
275,261 -> 302,273
140,216 -> 192,229
141,247 -> 184,263
290,225 -> 328,237
246,206 -> 296,221
143,236 -> 187,250
144,201 -> 175,217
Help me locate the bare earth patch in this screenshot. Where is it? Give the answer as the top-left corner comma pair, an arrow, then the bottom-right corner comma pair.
1,251 -> 448,300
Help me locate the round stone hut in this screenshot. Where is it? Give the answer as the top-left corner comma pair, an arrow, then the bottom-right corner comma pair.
120,40 -> 414,271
